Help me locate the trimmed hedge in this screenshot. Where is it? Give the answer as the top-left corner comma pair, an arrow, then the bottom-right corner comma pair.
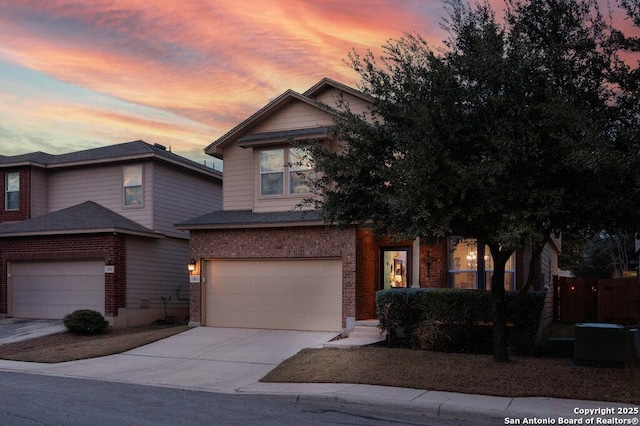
376,288 -> 546,354
63,309 -> 109,335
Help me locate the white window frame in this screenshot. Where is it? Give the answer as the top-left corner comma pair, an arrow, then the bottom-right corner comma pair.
5,172 -> 19,211
259,147 -> 313,197
123,164 -> 144,208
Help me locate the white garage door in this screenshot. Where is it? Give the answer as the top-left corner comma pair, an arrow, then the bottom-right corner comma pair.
11,260 -> 105,319
205,259 -> 342,331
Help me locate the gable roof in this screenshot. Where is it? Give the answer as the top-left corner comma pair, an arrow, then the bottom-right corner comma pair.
175,209 -> 323,230
0,140 -> 222,181
204,78 -> 369,159
0,201 -> 162,238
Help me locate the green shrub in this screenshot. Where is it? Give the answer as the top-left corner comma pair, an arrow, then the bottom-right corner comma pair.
63,309 -> 109,335
376,288 -> 546,354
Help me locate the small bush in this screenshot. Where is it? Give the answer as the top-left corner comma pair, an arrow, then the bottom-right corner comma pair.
63,309 -> 109,335
376,288 -> 546,354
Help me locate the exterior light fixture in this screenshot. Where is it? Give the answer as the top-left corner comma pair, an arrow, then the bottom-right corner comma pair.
187,258 -> 197,272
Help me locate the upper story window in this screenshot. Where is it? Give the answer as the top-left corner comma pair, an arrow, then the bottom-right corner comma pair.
260,148 -> 314,197
5,172 -> 19,211
288,147 -> 313,194
260,149 -> 284,196
123,165 -> 143,207
448,238 -> 515,291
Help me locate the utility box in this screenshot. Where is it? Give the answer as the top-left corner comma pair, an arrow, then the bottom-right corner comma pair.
574,323 -> 626,368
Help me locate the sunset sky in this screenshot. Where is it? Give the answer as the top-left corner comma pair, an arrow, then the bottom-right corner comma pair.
0,1 -> 636,169
0,0 -> 447,169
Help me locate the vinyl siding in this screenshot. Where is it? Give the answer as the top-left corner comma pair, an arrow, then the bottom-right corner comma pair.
152,162 -> 221,238
251,102 -> 334,133
222,144 -> 254,211
541,240 -> 559,290
126,236 -> 190,310
314,90 -> 371,116
30,168 -> 48,219
47,162 -> 154,230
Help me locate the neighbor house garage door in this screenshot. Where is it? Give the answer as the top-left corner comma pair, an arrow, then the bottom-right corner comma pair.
204,259 -> 342,331
10,260 -> 105,319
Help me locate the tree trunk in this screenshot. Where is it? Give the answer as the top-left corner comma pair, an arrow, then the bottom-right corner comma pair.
489,245 -> 510,362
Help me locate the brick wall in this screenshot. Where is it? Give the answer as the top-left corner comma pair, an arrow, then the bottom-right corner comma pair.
419,240 -> 449,288
356,231 -> 450,320
189,225 -> 357,327
1,168 -> 31,223
0,233 -> 126,317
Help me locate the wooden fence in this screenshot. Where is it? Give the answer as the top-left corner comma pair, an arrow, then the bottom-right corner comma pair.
554,276 -> 640,325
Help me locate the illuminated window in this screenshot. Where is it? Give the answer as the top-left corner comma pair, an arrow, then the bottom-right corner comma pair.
123,165 -> 143,207
380,248 -> 410,289
448,238 -> 515,290
5,172 -> 19,211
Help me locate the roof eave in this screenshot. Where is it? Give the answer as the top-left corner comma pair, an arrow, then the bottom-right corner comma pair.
205,90 -> 331,158
175,220 -> 326,231
0,227 -> 165,239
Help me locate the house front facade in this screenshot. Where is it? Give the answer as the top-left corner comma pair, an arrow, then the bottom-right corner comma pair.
0,141 -> 222,326
178,78 -> 559,333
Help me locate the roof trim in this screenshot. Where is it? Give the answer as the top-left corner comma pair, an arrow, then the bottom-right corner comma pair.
303,77 -> 373,103
176,220 -> 325,230
175,209 -> 325,230
0,227 -> 164,239
0,140 -> 222,181
236,126 -> 333,148
204,90 -> 333,159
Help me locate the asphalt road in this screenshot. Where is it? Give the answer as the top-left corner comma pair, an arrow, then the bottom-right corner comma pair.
0,371 -> 491,425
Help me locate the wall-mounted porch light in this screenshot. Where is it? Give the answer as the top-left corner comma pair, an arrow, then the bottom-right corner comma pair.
187,258 -> 197,272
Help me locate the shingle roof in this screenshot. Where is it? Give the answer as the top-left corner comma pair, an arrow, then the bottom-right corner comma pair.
0,140 -> 221,180
236,126 -> 333,145
0,201 -> 161,238
176,209 -> 323,229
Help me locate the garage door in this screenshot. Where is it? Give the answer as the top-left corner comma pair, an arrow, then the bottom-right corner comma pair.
205,259 -> 342,331
10,260 -> 105,319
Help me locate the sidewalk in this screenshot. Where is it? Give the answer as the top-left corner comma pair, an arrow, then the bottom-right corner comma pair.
0,327 -> 637,425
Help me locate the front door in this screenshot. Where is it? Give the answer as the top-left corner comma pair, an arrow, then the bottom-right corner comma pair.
380,248 -> 410,289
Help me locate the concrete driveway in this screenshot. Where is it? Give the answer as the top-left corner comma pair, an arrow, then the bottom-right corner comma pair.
0,327 -> 338,393
0,318 -> 66,345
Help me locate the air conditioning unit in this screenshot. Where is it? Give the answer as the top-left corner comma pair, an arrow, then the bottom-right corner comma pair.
574,323 -> 626,368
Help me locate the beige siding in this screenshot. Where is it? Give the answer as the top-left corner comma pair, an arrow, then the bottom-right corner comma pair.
540,241 -> 559,290
126,236 -> 190,311
314,90 -> 370,116
252,102 -> 334,133
222,145 -> 254,211
152,163 -> 222,238
30,168 -> 48,218
47,162 -> 154,229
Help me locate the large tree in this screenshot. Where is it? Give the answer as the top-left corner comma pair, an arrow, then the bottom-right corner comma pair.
305,0 -> 640,361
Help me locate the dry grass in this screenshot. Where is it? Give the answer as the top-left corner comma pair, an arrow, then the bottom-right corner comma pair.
0,325 -> 191,363
262,347 -> 640,405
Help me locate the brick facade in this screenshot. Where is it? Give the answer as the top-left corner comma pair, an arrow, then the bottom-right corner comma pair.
188,225 -> 357,327
189,226 -> 545,328
0,233 -> 127,317
356,229 -> 449,319
1,169 -> 31,223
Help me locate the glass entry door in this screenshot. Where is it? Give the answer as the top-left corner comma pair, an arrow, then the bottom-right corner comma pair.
380,248 -> 410,289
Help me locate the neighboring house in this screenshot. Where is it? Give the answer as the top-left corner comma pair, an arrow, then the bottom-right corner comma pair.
0,141 -> 222,327
177,78 -> 559,333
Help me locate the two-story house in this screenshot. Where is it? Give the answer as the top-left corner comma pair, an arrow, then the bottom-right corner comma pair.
177,78 -> 559,333
0,141 -> 222,327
